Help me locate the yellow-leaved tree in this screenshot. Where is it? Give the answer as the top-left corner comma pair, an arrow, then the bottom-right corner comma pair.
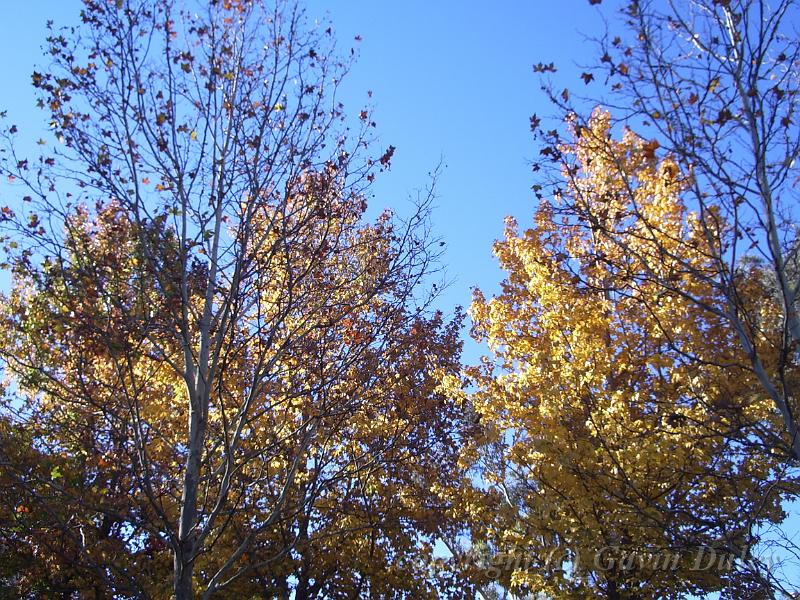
0,1 -> 472,598
452,110 -> 799,599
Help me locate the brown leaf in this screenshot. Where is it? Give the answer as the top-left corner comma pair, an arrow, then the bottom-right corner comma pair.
533,62 -> 557,74
379,145 -> 396,168
643,139 -> 660,160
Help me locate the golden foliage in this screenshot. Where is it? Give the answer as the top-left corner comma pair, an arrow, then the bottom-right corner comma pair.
454,110 -> 797,598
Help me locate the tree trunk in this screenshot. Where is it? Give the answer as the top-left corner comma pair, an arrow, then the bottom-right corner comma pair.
607,579 -> 620,600
174,554 -> 194,600
175,377 -> 206,600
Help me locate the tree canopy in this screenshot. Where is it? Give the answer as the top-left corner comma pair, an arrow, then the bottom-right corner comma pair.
453,110 -> 799,599
0,0 -> 798,599
0,0 -> 471,597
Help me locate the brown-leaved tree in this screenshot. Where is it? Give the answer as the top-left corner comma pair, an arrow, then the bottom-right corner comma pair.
0,1 -> 471,598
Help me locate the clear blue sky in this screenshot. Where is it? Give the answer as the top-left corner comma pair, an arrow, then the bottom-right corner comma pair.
305,1 -> 606,349
0,0 -> 606,365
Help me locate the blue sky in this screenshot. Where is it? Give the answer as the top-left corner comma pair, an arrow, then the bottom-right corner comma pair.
304,1 -> 606,354
0,0 -> 606,364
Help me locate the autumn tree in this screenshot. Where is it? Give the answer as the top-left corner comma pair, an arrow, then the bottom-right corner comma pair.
452,112 -> 800,599
532,0 -> 800,462
0,0 -> 471,598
